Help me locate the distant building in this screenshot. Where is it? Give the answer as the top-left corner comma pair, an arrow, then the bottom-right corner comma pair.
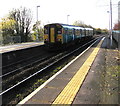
119,1 -> 120,22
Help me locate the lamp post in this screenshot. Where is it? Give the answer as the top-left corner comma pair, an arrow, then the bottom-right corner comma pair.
119,1 -> 120,22
37,6 -> 40,22
67,15 -> 70,24
107,11 -> 111,38
110,0 -> 112,47
36,5 -> 40,41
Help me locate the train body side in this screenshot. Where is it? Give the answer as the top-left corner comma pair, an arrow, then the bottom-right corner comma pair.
112,30 -> 120,43
44,23 -> 94,49
112,30 -> 120,50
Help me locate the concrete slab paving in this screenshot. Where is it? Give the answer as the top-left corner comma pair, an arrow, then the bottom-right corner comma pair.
73,37 -> 119,104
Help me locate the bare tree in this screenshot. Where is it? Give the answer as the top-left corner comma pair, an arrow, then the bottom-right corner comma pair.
32,21 -> 44,41
73,20 -> 86,27
9,7 -> 32,42
73,20 -> 93,28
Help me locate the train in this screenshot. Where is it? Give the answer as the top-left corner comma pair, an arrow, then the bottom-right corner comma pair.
44,23 -> 94,50
112,30 -> 120,50
112,30 -> 120,43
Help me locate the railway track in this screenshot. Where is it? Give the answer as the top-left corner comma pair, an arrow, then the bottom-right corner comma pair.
1,46 -> 56,76
2,52 -> 64,90
1,37 -> 101,105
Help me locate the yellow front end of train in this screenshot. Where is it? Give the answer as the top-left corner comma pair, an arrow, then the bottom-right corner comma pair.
44,24 -> 63,46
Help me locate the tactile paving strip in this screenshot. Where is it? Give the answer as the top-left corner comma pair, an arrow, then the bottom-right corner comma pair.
52,38 -> 105,104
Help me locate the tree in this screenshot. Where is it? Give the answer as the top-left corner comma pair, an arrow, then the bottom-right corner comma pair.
8,7 -> 32,42
73,20 -> 94,28
1,18 -> 16,37
95,28 -> 102,34
113,22 -> 120,30
102,29 -> 109,34
0,22 -> 3,44
73,20 -> 86,27
94,28 -> 109,35
73,20 -> 89,28
0,18 -> 16,44
32,21 -> 44,41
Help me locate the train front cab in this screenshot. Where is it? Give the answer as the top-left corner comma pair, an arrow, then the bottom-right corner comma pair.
44,24 -> 63,49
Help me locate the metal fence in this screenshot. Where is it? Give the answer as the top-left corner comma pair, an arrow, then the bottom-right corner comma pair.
0,36 -> 21,45
0,30 -> 3,45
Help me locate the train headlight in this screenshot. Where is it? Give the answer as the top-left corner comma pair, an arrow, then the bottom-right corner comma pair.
45,39 -> 48,41
57,35 -> 62,42
57,39 -> 61,41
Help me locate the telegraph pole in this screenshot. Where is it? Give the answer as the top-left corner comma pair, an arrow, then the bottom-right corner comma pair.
37,6 -> 40,22
110,0 -> 113,47
36,5 -> 40,41
67,15 -> 70,24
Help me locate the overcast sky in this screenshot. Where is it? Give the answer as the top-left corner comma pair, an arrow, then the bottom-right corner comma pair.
0,0 -> 119,29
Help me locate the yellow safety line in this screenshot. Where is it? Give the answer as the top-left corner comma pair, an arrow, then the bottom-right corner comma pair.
52,38 -> 104,105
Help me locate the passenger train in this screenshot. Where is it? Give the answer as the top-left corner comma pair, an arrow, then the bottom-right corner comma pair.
112,30 -> 120,43
44,23 -> 94,50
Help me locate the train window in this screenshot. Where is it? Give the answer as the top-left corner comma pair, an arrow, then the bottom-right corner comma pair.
44,28 -> 48,34
57,28 -> 62,34
73,29 -> 75,35
56,25 -> 62,34
75,29 -> 80,36
69,29 -> 73,35
90,30 -> 92,35
84,30 -> 86,35
75,29 -> 77,35
80,29 -> 82,35
63,29 -> 68,35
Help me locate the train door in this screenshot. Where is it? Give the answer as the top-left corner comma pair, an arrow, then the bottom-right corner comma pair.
49,25 -> 56,43
50,27 -> 55,43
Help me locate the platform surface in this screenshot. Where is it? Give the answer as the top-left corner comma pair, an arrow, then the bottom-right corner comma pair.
18,36 -> 119,105
0,42 -> 44,53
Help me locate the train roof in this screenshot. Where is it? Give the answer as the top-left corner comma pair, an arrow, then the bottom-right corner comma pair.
60,23 -> 84,29
85,27 -> 93,30
44,23 -> 93,30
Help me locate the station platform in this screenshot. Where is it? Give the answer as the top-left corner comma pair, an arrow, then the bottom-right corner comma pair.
18,36 -> 119,105
0,42 -> 44,53
1,41 -> 44,67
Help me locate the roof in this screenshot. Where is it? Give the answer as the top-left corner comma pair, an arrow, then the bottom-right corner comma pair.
44,23 -> 93,30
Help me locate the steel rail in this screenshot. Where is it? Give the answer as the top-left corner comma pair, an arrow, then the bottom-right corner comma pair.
0,37 -> 101,96
0,54 -> 56,78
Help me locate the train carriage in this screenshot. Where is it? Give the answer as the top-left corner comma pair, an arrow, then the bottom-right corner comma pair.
85,28 -> 94,37
44,23 -> 93,50
112,30 -> 120,43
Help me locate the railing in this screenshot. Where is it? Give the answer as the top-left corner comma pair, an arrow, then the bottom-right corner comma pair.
0,36 -> 21,46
